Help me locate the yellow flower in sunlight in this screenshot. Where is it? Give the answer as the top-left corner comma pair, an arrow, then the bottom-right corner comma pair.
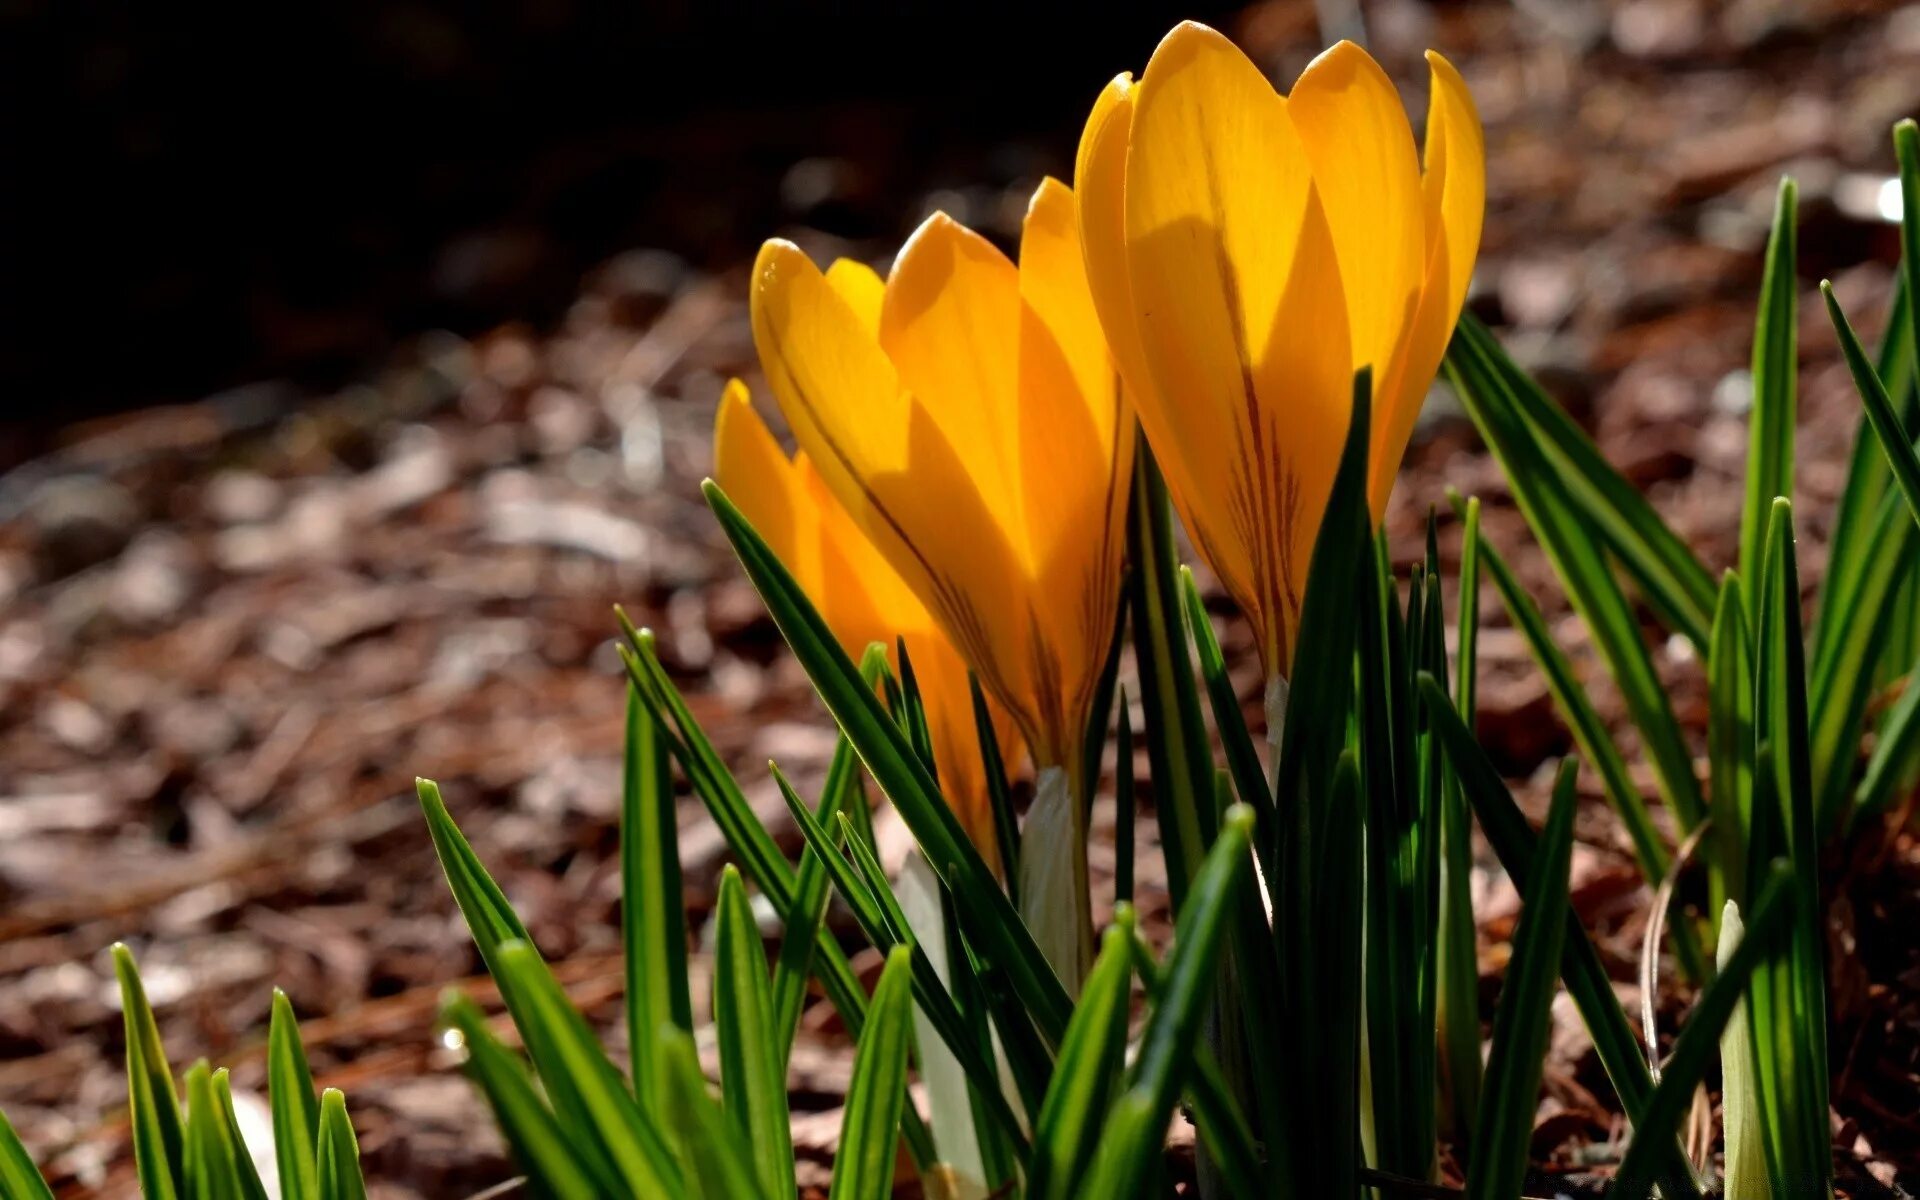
713,380 -> 1020,865
1076,22 -> 1484,684
749,180 -> 1133,988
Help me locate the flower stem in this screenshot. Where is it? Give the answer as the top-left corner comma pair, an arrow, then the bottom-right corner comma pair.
1017,764 -> 1093,997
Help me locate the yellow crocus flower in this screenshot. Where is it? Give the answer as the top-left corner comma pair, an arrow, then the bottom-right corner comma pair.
1076,22 -> 1484,729
749,179 -> 1133,990
713,379 -> 1020,866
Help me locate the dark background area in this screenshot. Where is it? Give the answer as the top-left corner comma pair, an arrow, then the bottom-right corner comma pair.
0,0 -> 1253,443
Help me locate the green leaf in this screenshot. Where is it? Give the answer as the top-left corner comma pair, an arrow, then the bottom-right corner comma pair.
1079,594 -> 1128,811
1438,499 -> 1483,1153
1113,693 -> 1136,907
114,943 -> 185,1200
1814,265 -> 1914,687
1611,865 -> 1794,1200
1179,566 -> 1273,845
414,780 -> 533,975
1740,177 -> 1800,610
1851,649 -> 1920,832
313,1091 -> 366,1200
182,1063 -> 241,1200
441,994 -> 602,1200
829,946 -> 917,1200
1077,805 -> 1257,1200
771,769 -> 1029,1154
0,1105 -> 55,1200
1467,761 -> 1575,1200
1447,314 -> 1717,647
1124,927 -> 1267,1196
969,672 -> 1021,899
1028,917 -> 1135,1200
492,940 -> 685,1196
210,1071 -> 270,1200
1446,323 -> 1708,841
1752,502 -> 1832,1196
1419,675 -> 1704,1200
1708,574 -> 1755,916
614,623 -> 870,1045
1807,491 -> 1915,834
620,683 -> 692,1109
1827,278 -> 1920,535
1448,494 -> 1707,981
703,479 -> 1073,1046
1125,440 -> 1215,910
712,866 -> 796,1200
267,990 -> 320,1200
658,1027 -> 768,1200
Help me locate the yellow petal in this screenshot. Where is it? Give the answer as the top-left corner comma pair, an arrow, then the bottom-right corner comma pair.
751,237 -> 1035,728
1124,20 -> 1353,673
713,378 -> 813,589
1288,40 -> 1425,435
1368,49 -> 1486,515
1017,178 -> 1133,742
878,214 -> 1028,545
1075,74 -> 1155,408
826,258 -> 886,336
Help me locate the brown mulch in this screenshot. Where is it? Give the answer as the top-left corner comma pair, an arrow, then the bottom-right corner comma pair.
4,1 -> 1920,1195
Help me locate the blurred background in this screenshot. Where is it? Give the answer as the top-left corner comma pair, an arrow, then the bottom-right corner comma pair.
4,0 -> 1920,1194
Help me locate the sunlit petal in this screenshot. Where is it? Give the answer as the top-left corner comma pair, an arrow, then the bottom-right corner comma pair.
1124,19 -> 1353,672
1369,49 -> 1487,514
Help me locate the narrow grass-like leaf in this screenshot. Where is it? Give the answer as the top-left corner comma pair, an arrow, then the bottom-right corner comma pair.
1806,491 -> 1915,833
704,479 -> 1073,1046
1028,917 -> 1135,1200
770,734 -> 861,1056
1438,498 -> 1483,1153
620,682 -> 691,1106
772,769 -> 1028,1152
712,866 -> 795,1199
267,990 -> 319,1200
970,672 -> 1021,899
1815,267 -> 1914,682
1114,692 -> 1135,906
1077,805 -> 1256,1200
830,946 -> 915,1200
492,939 -> 684,1196
1447,324 -> 1707,839
1124,928 -> 1267,1198
1753,502 -> 1832,1196
1079,595 -> 1128,813
1611,864 -> 1793,1200
1828,279 -> 1920,533
614,623 -> 869,1040
836,811 -> 1047,1126
1420,675 -> 1704,1199
1852,651 -> 1920,832
1449,495 -> 1706,979
1709,574 -> 1755,916
210,1071 -> 270,1200
114,943 -> 185,1200
1717,900 -> 1773,1200
1448,314 -> 1717,646
1467,761 -> 1576,1200
0,1106 -> 54,1200
441,994 -> 601,1200
659,1027 -> 768,1200
1125,442 -> 1214,910
314,1091 -> 366,1200
415,780 -> 533,975
1740,177 -> 1800,609
183,1063 -> 239,1200
1180,566 -> 1272,841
